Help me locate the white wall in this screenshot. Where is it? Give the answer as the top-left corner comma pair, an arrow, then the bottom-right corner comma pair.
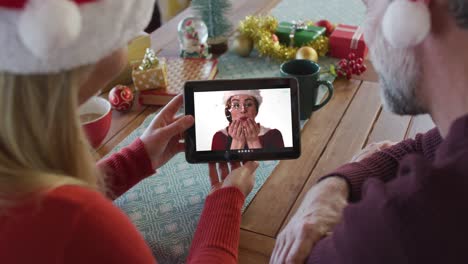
194,88 -> 293,151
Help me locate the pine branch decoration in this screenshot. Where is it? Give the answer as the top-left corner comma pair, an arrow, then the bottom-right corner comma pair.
191,0 -> 233,39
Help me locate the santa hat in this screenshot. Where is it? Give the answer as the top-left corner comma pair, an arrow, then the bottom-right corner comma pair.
382,0 -> 431,48
0,0 -> 155,74
223,90 -> 263,106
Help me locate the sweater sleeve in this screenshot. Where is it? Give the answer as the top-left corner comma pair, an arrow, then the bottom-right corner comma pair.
97,138 -> 156,198
212,131 -> 228,151
306,177 -> 408,264
319,129 -> 440,202
262,129 -> 285,149
187,187 -> 245,264
63,189 -> 157,264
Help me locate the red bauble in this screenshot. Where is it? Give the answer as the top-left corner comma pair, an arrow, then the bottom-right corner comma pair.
316,20 -> 335,36
109,85 -> 134,112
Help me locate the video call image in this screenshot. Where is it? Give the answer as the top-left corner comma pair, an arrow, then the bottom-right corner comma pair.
194,88 -> 293,152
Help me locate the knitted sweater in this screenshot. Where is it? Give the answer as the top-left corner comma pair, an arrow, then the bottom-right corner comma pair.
0,139 -> 244,264
308,115 -> 468,263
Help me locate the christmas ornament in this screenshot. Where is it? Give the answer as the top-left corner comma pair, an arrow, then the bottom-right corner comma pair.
272,34 -> 279,43
296,46 -> 318,62
109,85 -> 134,112
238,16 -> 329,61
232,34 -> 254,57
177,17 -> 211,59
315,20 -> 336,37
329,52 -> 368,80
382,0 -> 431,48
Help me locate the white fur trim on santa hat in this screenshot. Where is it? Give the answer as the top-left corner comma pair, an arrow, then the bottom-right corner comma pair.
0,0 -> 155,74
223,90 -> 263,106
382,0 -> 431,48
18,0 -> 82,59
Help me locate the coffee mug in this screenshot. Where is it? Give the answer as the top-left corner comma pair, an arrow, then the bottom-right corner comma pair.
280,59 -> 334,120
79,96 -> 112,148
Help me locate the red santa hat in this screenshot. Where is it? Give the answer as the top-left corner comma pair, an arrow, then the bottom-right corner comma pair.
0,0 -> 155,74
382,0 -> 432,48
223,90 -> 263,106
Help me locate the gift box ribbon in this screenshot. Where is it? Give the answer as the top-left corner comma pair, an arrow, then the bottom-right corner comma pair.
335,26 -> 363,50
278,21 -> 311,47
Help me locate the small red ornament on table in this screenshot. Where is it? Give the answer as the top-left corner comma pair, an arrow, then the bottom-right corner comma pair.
272,33 -> 279,43
336,52 -> 368,80
109,85 -> 134,112
315,20 -> 335,36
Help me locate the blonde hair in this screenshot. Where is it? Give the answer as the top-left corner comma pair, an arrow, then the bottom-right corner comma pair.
0,67 -> 106,210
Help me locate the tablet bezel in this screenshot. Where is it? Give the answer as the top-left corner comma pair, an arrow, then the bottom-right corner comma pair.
184,77 -> 301,163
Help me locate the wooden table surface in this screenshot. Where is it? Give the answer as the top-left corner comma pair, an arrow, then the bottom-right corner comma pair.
96,1 -> 435,263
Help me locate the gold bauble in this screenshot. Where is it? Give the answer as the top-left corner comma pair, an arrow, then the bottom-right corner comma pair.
296,47 -> 318,62
232,35 -> 254,57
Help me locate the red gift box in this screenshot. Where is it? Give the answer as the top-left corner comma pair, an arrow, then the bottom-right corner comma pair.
329,24 -> 368,59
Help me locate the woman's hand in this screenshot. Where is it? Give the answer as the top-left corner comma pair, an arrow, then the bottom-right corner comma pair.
140,94 -> 194,169
228,120 -> 245,149
209,161 -> 259,197
244,118 -> 262,149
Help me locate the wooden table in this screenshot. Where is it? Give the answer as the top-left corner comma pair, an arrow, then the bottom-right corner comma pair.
97,1 -> 435,263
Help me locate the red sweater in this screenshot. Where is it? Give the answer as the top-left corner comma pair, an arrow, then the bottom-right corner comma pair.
307,116 -> 468,263
0,139 -> 244,264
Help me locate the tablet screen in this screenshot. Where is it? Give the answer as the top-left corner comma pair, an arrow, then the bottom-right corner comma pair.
184,78 -> 300,163
194,88 -> 294,152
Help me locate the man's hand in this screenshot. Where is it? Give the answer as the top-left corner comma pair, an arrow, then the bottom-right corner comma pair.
270,177 -> 349,264
351,140 -> 396,162
140,94 -> 194,169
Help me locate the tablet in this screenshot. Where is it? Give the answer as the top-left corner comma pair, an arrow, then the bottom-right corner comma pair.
184,77 -> 301,163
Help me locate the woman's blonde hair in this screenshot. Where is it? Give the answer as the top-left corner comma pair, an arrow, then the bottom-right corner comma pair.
0,66 -> 105,210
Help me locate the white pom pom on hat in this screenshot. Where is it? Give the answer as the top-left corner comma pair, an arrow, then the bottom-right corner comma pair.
382,0 -> 431,48
0,0 -> 155,74
18,0 -> 82,59
223,90 -> 263,106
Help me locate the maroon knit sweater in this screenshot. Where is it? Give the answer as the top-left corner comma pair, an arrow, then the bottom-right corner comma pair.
308,115 -> 468,263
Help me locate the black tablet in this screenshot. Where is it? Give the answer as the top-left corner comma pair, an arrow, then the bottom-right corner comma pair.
184,77 -> 301,163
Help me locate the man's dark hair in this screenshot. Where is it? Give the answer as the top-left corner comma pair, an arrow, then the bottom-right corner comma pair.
449,0 -> 468,28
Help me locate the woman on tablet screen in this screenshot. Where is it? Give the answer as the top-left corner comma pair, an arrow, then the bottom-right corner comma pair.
211,90 -> 285,151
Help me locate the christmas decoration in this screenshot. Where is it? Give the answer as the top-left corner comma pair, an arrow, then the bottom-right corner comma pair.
382,0 -> 431,48
238,16 -> 329,61
178,17 -> 211,59
275,21 -> 326,47
132,48 -> 168,91
272,34 -> 279,43
191,0 -> 233,53
315,20 -> 336,37
327,52 -> 368,80
329,24 -> 368,59
232,34 -> 254,57
296,47 -> 318,62
109,85 -> 134,112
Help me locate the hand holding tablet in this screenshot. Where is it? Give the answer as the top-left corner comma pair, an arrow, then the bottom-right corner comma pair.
184,78 -> 301,163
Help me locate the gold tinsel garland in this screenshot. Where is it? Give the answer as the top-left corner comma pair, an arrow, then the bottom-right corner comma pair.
238,16 -> 329,61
